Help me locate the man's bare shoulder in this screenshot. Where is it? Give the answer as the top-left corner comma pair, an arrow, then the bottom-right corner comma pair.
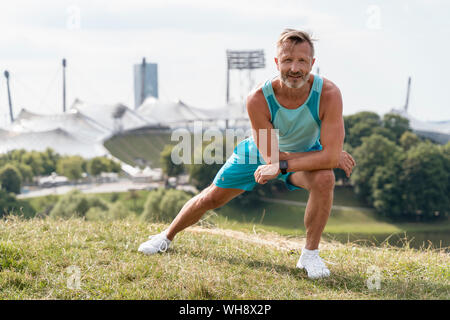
321,77 -> 342,100
246,83 -> 269,116
319,77 -> 343,119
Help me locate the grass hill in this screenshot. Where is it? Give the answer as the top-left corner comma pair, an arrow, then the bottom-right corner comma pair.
1,215 -> 448,299
23,187 -> 450,250
103,129 -> 172,167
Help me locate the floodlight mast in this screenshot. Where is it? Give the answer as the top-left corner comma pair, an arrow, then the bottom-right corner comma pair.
226,50 -> 265,104
404,76 -> 411,113
4,70 -> 13,123
62,58 -> 67,113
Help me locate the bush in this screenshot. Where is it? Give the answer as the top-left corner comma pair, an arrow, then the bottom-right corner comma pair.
141,188 -> 166,221
85,202 -> 134,221
85,207 -> 109,221
33,195 -> 59,218
0,189 -> 33,218
141,188 -> 190,222
0,164 -> 22,194
108,202 -> 135,220
49,190 -> 109,219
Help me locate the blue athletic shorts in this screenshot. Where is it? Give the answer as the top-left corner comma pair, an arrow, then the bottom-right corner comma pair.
213,137 -> 300,191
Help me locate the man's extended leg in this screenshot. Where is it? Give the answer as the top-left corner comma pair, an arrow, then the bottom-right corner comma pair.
288,169 -> 335,250
165,184 -> 245,240
138,184 -> 244,254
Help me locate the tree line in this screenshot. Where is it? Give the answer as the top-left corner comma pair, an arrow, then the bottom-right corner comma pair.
342,112 -> 449,221
0,148 -> 121,194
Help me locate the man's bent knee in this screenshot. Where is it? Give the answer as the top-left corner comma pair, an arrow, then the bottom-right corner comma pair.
310,170 -> 335,193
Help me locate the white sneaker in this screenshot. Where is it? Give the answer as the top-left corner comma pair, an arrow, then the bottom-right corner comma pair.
138,231 -> 171,255
296,248 -> 330,279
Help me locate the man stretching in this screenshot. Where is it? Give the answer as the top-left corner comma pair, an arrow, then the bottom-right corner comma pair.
138,29 -> 356,279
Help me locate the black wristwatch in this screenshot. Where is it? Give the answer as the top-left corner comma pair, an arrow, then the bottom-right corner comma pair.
279,160 -> 288,175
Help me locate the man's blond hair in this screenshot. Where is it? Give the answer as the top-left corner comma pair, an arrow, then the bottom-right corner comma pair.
277,29 -> 315,58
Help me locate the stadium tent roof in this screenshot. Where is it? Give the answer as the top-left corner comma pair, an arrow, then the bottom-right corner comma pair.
137,97 -> 204,124
390,109 -> 450,143
0,128 -> 107,158
137,97 -> 249,124
71,99 -> 156,133
7,108 -> 109,144
214,100 -> 249,120
0,128 -> 8,139
391,109 -> 450,135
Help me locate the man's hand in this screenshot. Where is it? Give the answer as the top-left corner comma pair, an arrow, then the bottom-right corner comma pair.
254,163 -> 280,184
338,151 -> 356,178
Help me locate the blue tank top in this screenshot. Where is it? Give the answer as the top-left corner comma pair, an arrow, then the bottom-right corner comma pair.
233,74 -> 323,165
260,74 -> 323,153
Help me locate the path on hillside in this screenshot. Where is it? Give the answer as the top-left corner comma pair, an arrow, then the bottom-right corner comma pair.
260,197 -> 374,212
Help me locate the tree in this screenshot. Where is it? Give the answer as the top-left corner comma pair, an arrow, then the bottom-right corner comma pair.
42,148 -> 59,175
87,157 -> 105,176
400,131 -> 421,151
22,151 -> 44,176
344,111 -> 381,148
371,154 -> 406,218
382,113 -> 411,143
399,142 -> 449,220
0,164 -> 22,194
344,111 -> 411,148
9,162 -> 33,183
351,134 -> 403,205
56,156 -> 85,180
187,138 -> 224,191
87,156 -> 121,176
160,144 -> 185,185
371,126 -> 396,142
371,141 -> 449,221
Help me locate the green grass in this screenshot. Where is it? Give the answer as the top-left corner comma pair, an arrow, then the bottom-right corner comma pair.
272,186 -> 371,208
104,130 -> 173,167
212,200 -> 450,235
22,188 -> 450,250
0,215 -> 448,299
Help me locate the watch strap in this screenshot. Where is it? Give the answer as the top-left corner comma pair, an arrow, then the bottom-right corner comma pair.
279,160 -> 288,175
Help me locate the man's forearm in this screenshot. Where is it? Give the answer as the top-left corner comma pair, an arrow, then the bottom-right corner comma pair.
279,150 -> 320,161
280,150 -> 338,172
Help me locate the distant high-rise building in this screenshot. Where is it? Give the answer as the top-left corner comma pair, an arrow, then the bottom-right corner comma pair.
134,58 -> 158,109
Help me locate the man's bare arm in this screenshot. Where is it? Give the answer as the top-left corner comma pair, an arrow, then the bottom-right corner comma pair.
286,85 -> 345,172
246,89 -> 280,165
248,83 -> 354,178
279,149 -> 355,177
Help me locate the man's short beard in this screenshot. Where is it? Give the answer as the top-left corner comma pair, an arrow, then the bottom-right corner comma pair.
281,72 -> 310,89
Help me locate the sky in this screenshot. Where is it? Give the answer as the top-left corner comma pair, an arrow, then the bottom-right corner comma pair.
0,0 -> 449,127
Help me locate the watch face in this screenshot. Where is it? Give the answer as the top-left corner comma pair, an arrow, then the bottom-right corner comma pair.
280,160 -> 288,170
280,160 -> 288,174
